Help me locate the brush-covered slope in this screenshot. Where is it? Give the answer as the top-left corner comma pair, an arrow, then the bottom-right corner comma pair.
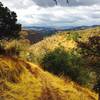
29,26 -> 100,63
0,56 -> 98,100
29,27 -> 100,51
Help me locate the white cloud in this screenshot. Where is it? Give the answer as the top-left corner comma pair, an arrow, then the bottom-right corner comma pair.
1,0 -> 100,26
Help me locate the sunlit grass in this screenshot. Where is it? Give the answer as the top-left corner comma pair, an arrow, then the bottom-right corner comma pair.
0,56 -> 98,100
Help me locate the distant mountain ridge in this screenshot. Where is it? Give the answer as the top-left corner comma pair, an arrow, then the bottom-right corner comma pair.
23,26 -> 57,35
23,25 -> 100,34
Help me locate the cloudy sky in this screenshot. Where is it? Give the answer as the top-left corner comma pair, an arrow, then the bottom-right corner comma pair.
1,0 -> 100,27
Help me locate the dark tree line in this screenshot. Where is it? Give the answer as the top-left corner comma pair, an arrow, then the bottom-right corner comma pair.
0,2 -> 21,39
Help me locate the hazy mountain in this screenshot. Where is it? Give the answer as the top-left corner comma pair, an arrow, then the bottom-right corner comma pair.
23,25 -> 100,35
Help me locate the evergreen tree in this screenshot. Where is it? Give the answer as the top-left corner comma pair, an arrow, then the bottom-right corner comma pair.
0,2 -> 21,39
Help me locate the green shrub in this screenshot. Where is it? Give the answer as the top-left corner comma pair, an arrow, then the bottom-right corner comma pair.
41,47 -> 94,86
66,32 -> 80,41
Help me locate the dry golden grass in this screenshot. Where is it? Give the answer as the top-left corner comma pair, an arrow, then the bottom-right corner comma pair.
29,32 -> 77,63
30,32 -> 77,51
0,56 -> 98,100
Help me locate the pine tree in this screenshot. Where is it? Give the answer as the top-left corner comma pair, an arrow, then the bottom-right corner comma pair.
0,2 -> 21,39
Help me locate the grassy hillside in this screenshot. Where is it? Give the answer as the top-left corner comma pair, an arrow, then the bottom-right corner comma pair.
0,56 -> 98,100
29,26 -> 100,63
27,26 -> 99,89
0,26 -> 99,88
1,26 -> 99,59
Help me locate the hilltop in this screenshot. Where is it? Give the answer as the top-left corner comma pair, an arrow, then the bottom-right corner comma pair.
0,56 -> 98,100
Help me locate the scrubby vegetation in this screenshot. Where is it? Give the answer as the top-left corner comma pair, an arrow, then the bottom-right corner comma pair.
27,27 -> 99,89
41,47 -> 93,86
77,35 -> 100,92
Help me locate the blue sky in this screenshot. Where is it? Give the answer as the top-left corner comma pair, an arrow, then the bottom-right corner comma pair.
1,0 -> 100,27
